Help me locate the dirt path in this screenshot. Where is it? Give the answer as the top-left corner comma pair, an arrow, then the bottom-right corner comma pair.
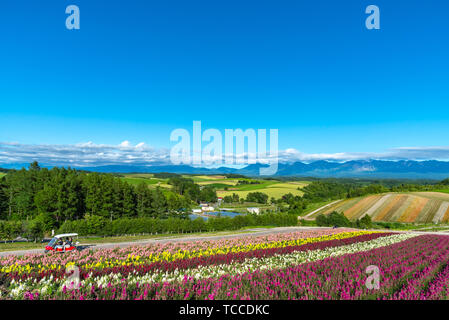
302,200 -> 342,220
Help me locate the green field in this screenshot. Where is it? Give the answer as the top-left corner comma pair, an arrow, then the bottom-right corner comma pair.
0,173 -> 5,179
434,189 -> 449,195
120,174 -> 172,189
197,180 -> 238,186
217,181 -> 309,199
184,175 -> 228,182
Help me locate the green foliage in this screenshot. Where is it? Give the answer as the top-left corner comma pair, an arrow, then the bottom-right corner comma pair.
278,193 -> 308,215
298,219 -> 317,226
0,163 -> 191,227
57,213 -> 297,236
0,221 -> 23,240
316,211 -> 372,229
315,211 -> 351,227
23,219 -> 44,242
237,180 -> 261,185
35,212 -> 57,232
223,193 -> 240,203
302,180 -> 437,203
152,172 -> 180,179
315,214 -> 328,227
85,214 -> 108,235
373,221 -> 408,230
302,182 -> 349,202
245,192 -> 269,204
355,214 -> 373,229
168,177 -> 218,203
199,186 -> 218,203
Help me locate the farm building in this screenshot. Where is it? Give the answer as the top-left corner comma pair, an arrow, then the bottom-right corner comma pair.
247,207 -> 260,214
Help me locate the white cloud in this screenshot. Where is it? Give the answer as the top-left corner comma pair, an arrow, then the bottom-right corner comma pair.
1,141 -> 449,168
0,141 -> 170,168
276,146 -> 449,163
119,140 -> 131,148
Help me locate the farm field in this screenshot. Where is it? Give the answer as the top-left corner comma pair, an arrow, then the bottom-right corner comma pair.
3,228 -> 449,300
217,181 -> 308,199
309,192 -> 449,223
120,174 -> 172,189
120,174 -> 310,200
0,173 -> 5,179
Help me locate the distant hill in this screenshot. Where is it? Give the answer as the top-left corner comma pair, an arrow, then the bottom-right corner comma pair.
308,191 -> 449,223
2,159 -> 449,179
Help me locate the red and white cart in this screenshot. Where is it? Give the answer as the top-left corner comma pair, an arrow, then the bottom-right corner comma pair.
45,233 -> 79,253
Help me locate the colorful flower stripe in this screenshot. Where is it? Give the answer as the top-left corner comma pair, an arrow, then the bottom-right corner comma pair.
1,229 -> 355,269
6,232 -> 415,299
0,228 -> 354,267
0,230 -> 376,275
16,233 -> 441,300
7,232 -> 394,283
420,264 -> 449,300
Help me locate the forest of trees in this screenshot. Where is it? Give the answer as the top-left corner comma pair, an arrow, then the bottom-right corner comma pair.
0,162 -> 194,231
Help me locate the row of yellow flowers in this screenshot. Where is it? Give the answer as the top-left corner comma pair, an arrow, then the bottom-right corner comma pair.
1,231 -> 378,275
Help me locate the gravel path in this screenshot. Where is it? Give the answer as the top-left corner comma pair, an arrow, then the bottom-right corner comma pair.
302,200 -> 342,220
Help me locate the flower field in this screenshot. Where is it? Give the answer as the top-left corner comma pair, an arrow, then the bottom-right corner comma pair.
1,228 -> 449,300
309,192 -> 449,223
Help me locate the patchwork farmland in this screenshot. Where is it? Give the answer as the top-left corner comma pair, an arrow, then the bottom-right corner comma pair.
216,181 -> 308,199
120,173 -> 309,200
309,192 -> 449,223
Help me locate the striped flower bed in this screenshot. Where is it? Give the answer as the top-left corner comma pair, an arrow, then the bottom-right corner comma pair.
1,229 -> 449,300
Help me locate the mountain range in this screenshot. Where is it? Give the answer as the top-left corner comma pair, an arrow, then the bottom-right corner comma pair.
3,160 -> 449,179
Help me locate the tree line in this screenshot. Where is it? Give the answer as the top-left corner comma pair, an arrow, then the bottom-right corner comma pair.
0,212 -> 297,240
0,162 -> 193,231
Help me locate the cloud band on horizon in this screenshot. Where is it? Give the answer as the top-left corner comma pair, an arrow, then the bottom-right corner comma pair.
2,141 -> 449,168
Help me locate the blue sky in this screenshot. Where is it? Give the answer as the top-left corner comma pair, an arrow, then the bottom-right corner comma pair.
1,0 -> 449,166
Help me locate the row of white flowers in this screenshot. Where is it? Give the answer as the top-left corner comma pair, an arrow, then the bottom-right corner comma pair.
7,233 -> 418,298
